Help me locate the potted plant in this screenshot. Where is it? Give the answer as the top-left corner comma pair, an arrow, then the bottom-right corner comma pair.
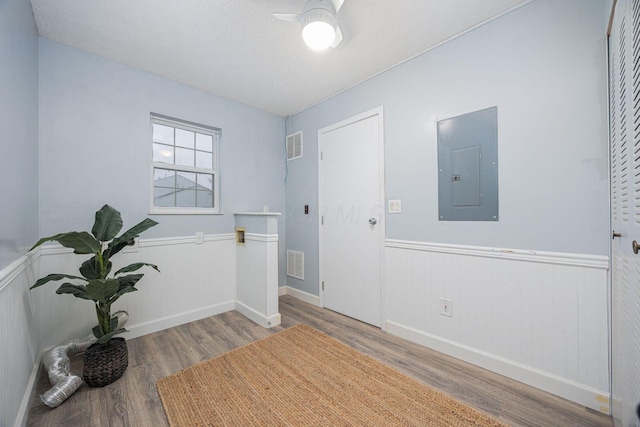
30,204 -> 159,387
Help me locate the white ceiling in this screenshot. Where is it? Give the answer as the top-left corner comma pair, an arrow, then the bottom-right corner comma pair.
30,0 -> 529,117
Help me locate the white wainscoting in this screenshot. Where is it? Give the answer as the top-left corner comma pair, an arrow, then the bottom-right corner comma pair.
0,252 -> 41,427
235,233 -> 281,328
34,233 -> 237,348
385,239 -> 610,414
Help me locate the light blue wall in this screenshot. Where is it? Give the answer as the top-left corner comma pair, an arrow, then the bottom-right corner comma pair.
0,1 -> 40,426
286,0 -> 609,295
0,0 -> 39,270
38,39 -> 288,284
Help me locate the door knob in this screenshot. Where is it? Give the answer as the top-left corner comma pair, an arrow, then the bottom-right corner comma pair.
634,240 -> 639,255
368,218 -> 377,225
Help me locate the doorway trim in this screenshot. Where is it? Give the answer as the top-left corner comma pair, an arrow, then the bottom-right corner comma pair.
317,106 -> 386,326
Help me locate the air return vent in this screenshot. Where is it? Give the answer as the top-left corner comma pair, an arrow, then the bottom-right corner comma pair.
286,131 -> 303,161
287,249 -> 304,280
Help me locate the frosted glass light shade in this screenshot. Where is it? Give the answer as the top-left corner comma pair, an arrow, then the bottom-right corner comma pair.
302,21 -> 336,51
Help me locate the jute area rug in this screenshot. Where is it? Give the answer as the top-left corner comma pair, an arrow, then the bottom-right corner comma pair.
156,324 -> 507,426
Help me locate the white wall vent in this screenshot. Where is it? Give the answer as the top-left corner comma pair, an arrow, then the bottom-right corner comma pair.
286,131 -> 303,161
287,249 -> 304,280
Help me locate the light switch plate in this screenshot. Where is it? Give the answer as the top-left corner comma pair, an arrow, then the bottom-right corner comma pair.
195,232 -> 204,245
388,200 -> 402,213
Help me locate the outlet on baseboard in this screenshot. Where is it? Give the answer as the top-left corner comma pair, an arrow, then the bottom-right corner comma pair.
440,298 -> 453,317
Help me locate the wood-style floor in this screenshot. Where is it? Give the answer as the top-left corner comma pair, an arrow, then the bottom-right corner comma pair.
27,295 -> 613,427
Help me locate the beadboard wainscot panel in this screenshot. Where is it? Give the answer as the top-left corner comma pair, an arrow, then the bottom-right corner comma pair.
235,233 -> 281,328
385,239 -> 610,414
0,252 -> 41,427
34,234 -> 236,349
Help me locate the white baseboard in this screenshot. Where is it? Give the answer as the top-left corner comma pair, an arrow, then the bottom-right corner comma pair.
385,320 -> 611,414
278,286 -> 286,296
281,286 -> 321,306
235,301 -> 281,328
126,301 -> 236,339
13,347 -> 47,427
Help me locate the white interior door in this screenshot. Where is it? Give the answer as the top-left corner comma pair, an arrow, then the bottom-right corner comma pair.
319,108 -> 384,327
609,0 -> 640,424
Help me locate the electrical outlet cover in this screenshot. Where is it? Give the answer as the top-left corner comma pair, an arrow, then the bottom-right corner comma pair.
440,298 -> 453,317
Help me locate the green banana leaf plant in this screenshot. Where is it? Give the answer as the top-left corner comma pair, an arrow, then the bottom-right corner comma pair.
30,204 -> 160,345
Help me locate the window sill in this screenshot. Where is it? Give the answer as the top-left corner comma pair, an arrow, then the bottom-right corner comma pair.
149,208 -> 223,216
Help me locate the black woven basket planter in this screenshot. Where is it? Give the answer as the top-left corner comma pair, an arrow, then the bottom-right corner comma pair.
83,337 -> 128,387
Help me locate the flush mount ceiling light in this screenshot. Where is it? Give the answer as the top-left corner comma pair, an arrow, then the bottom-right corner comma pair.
273,0 -> 345,51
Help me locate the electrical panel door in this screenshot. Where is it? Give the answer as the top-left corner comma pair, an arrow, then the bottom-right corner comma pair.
437,106 -> 498,221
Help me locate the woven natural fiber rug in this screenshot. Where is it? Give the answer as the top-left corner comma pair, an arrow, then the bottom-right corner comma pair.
157,324 -> 507,426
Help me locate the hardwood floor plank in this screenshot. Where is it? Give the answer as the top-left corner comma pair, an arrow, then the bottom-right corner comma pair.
26,295 -> 613,427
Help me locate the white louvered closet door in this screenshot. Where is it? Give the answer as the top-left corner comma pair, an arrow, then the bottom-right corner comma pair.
610,0 -> 640,425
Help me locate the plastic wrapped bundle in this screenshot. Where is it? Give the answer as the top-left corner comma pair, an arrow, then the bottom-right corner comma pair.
40,311 -> 129,408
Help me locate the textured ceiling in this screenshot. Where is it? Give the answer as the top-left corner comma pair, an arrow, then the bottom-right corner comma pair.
30,0 -> 529,117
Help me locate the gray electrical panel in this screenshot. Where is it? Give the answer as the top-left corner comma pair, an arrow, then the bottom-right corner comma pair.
437,106 -> 498,221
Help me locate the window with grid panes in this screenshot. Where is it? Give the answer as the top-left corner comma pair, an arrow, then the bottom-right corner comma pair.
150,114 -> 220,214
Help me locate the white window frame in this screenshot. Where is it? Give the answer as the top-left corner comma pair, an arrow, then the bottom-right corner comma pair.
149,113 -> 221,215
